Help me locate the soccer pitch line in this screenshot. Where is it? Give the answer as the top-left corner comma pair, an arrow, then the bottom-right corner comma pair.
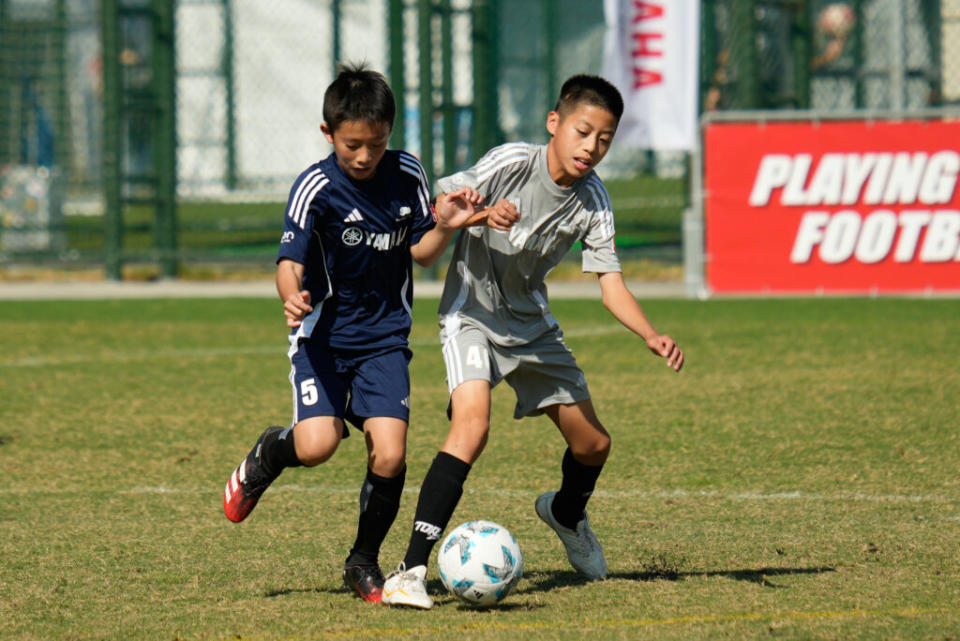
4,484 -> 956,506
0,344 -> 281,368
0,326 -> 625,368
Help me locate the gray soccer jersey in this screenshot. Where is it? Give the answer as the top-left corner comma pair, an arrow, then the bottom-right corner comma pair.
437,142 -> 621,346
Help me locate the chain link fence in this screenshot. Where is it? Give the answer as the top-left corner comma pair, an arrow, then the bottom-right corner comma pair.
1,0 -> 957,275
702,0 -> 947,112
176,0 -> 391,196
0,0 -> 97,258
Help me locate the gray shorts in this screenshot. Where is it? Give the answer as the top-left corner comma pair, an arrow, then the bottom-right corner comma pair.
440,321 -> 591,419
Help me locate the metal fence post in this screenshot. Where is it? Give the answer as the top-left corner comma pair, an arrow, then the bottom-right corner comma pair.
729,1 -> 760,108
441,0 -> 455,176
389,0 -> 405,150
152,0 -> 177,278
889,0 -> 906,110
685,115 -> 706,300
471,0 -> 499,160
101,0 -> 124,280
223,0 -> 238,190
54,0 -> 70,172
542,0 -> 556,111
922,0 -> 942,105
418,0 -> 434,186
700,0 -> 715,111
332,0 -> 341,75
852,0 -> 864,107
792,0 -> 811,108
0,0 -> 6,164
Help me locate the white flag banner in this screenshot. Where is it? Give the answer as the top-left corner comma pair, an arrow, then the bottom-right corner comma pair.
602,0 -> 700,151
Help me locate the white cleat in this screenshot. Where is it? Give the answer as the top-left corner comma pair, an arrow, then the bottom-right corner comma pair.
535,491 -> 607,580
382,563 -> 433,609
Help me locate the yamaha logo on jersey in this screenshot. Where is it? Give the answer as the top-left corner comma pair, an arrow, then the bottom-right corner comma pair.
341,226 -> 410,251
342,227 -> 363,246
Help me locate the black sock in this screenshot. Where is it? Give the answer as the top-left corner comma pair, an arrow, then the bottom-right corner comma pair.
260,426 -> 302,476
552,448 -> 604,530
402,452 -> 471,568
346,466 -> 406,567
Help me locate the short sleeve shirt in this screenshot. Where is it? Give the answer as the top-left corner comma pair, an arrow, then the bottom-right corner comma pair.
436,143 -> 621,346
277,150 -> 435,350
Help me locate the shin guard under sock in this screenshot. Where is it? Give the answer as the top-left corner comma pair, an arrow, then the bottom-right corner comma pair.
552,447 -> 604,530
346,466 -> 406,567
260,425 -> 302,476
402,452 -> 471,568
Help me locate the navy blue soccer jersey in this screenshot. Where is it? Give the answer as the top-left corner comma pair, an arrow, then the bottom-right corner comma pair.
277,150 -> 435,350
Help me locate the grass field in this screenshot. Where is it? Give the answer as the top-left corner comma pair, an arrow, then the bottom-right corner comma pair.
2,295 -> 959,640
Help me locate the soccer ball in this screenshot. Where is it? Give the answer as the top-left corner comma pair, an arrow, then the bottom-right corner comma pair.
818,3 -> 855,39
437,520 -> 523,607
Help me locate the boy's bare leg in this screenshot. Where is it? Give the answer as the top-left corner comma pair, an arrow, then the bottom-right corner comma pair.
442,379 -> 492,463
293,416 -> 344,466
544,399 -> 611,466
364,417 -> 407,477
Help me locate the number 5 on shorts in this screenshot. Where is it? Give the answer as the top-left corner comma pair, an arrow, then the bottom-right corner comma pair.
300,378 -> 319,406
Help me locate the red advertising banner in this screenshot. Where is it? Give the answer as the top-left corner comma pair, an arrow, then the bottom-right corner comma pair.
703,118 -> 960,294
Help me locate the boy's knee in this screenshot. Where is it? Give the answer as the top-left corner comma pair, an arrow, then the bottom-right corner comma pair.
368,448 -> 406,477
294,421 -> 341,467
573,433 -> 611,465
444,414 -> 490,464
298,445 -> 336,467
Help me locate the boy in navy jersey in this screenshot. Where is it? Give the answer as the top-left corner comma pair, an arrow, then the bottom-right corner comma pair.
223,64 -> 483,603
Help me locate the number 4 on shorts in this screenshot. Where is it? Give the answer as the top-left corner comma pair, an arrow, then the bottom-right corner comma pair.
466,345 -> 488,369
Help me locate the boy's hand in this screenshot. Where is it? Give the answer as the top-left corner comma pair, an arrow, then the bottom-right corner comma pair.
283,290 -> 313,327
486,199 -> 520,231
435,188 -> 485,230
646,334 -> 684,372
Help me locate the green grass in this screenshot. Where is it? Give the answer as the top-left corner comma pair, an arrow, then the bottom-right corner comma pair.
2,297 -> 959,640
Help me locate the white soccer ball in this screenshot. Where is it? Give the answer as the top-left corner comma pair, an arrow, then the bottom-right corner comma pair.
437,520 -> 524,607
818,3 -> 855,38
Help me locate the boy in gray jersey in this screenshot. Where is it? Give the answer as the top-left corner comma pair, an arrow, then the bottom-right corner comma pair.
383,75 -> 684,608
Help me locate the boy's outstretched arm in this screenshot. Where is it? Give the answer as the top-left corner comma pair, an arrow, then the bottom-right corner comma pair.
465,198 -> 521,231
277,258 -> 313,328
597,272 -> 684,372
410,187 -> 485,267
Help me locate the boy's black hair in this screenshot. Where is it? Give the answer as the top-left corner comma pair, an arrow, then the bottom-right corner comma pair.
323,62 -> 396,133
554,74 -> 624,123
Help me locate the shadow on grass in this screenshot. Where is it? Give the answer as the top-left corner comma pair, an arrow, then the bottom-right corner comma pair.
264,586 -> 331,598
263,567 -> 833,602
265,579 -> 544,610
442,600 -> 543,612
522,566 -> 836,593
266,578 -> 452,599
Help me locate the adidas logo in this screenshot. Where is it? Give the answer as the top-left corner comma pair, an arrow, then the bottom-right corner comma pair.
397,206 -> 411,218
343,208 -> 364,223
400,396 -> 410,408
